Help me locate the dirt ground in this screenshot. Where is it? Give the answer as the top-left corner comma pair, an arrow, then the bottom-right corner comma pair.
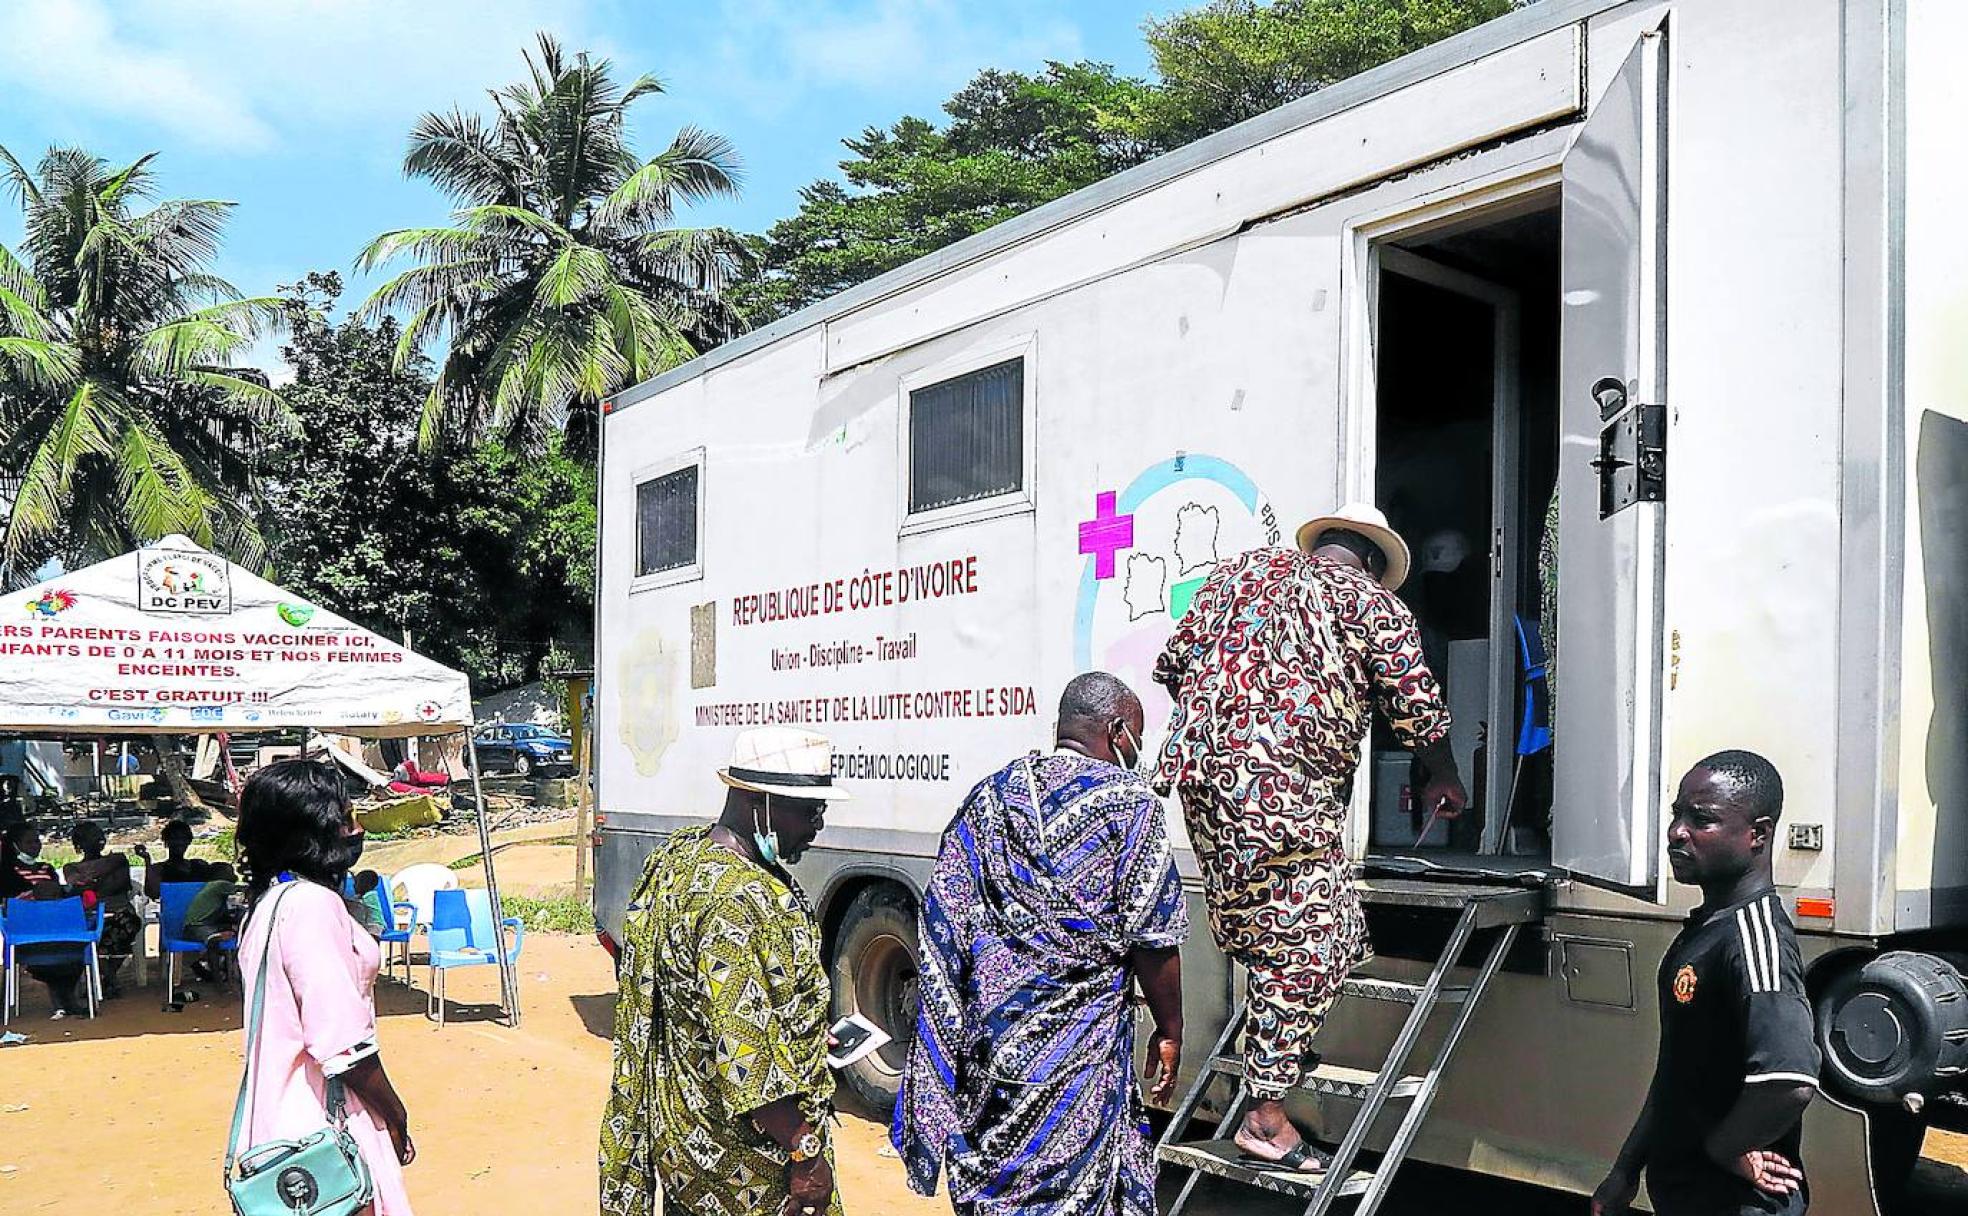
3,832 -> 1963,1213
0,933 -> 943,1215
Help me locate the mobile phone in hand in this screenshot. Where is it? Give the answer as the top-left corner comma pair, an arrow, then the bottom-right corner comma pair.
826,1013 -> 891,1070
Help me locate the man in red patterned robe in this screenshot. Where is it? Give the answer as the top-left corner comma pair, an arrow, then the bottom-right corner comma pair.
1152,503 -> 1466,1170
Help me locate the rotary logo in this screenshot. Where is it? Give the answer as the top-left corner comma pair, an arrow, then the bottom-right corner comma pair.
1672,963 -> 1698,1004
25,588 -> 76,618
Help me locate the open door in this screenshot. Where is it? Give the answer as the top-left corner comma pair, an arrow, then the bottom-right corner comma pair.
1552,28 -> 1668,892
1374,244 -> 1523,847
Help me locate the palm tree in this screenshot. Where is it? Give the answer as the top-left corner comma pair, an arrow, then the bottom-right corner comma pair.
0,145 -> 285,585
359,33 -> 752,453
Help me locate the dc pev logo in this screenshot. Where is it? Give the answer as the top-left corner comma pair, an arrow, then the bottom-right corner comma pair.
137,550 -> 232,616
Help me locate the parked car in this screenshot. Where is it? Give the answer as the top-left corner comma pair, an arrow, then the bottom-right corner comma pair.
472,723 -> 574,778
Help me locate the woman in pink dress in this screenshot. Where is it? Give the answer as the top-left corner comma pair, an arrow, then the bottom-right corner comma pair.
235,759 -> 416,1214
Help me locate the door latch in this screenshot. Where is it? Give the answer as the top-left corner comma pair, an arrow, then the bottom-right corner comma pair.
1591,396 -> 1665,518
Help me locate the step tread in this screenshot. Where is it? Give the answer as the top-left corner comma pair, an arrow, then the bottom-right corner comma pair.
1157,1138 -> 1374,1199
1340,976 -> 1470,1004
1206,1056 -> 1425,1099
1357,877 -> 1546,926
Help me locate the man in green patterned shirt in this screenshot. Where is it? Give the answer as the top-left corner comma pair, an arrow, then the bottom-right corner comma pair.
600,728 -> 854,1216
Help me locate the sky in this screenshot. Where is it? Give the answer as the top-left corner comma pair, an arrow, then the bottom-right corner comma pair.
0,0 -> 1159,374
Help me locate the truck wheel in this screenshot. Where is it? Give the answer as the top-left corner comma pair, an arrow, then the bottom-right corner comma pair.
1817,951 -> 1968,1105
829,887 -> 919,1116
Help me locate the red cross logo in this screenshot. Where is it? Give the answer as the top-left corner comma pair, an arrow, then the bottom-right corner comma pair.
1077,491 -> 1135,581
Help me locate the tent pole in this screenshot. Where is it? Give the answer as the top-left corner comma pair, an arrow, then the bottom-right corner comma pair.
463,729 -> 520,1028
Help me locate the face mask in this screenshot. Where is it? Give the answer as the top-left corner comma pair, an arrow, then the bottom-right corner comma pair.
330,831 -> 366,872
1117,722 -> 1149,774
753,797 -> 781,866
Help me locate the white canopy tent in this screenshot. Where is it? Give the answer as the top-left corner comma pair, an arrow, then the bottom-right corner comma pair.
0,534 -> 520,1023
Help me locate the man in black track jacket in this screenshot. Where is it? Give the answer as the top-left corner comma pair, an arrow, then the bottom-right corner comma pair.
1594,750 -> 1822,1216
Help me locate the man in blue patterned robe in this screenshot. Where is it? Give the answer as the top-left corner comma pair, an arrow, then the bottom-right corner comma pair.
893,673 -> 1189,1216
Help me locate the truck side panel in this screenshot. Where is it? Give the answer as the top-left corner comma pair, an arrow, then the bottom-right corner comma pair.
1895,0 -> 1968,932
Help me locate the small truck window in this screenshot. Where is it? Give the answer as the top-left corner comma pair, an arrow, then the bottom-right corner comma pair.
635,463 -> 700,577
907,357 -> 1024,515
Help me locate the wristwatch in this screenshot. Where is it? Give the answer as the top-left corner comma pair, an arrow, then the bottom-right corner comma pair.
789,1131 -> 825,1163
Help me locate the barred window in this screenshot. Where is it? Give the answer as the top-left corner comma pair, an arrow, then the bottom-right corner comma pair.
907,358 -> 1024,515
636,464 -> 699,577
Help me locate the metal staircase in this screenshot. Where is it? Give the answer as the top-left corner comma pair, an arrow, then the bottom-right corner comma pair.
1157,877 -> 1547,1216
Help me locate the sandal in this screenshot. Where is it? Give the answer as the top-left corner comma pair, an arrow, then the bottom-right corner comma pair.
1241,1141 -> 1332,1174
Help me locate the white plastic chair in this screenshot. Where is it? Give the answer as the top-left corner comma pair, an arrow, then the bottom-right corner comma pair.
390,864 -> 462,928
387,864 -> 460,976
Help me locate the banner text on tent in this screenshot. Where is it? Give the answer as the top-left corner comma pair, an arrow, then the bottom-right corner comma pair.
1,621 -> 403,704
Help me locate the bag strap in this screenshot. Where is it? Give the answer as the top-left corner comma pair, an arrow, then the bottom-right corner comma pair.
223,882 -> 298,1176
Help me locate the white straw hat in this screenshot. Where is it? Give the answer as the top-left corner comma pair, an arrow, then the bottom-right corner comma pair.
717,727 -> 852,801
1294,502 -> 1413,590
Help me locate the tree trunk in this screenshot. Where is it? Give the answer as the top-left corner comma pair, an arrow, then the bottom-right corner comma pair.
148,734 -> 217,818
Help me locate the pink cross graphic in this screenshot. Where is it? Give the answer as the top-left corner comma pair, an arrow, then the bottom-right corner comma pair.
1078,491 -> 1134,580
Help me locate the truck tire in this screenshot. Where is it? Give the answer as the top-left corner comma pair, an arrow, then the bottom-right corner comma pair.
829,887 -> 919,1116
1817,950 -> 1968,1105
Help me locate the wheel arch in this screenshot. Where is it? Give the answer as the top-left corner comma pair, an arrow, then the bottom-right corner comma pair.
817,865 -> 922,961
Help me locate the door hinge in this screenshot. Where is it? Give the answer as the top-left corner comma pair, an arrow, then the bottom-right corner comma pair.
1592,401 -> 1665,518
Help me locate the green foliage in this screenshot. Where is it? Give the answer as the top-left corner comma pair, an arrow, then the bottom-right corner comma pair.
734,61 -> 1151,324
735,0 -> 1520,323
202,825 -> 236,861
447,836 -> 578,871
1124,0 -> 1519,146
0,146 -> 288,584
259,272 -> 592,690
496,892 -> 592,934
360,33 -> 751,455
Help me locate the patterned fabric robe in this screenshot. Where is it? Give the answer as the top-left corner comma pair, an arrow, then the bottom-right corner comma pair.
1152,549 -> 1450,1098
1152,549 -> 1450,855
599,825 -> 840,1216
893,752 -> 1189,1216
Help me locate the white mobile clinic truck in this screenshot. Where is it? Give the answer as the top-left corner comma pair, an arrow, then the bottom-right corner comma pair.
593,2 -> 1967,1209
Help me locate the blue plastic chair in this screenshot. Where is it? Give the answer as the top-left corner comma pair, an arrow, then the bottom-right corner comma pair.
158,881 -> 239,1007
425,888 -> 523,1026
1,897 -> 104,1023
369,890 -> 416,984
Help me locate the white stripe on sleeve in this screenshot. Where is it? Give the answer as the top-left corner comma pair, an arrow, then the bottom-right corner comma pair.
1735,908 -> 1768,992
1754,896 -> 1784,992
1745,1071 -> 1818,1087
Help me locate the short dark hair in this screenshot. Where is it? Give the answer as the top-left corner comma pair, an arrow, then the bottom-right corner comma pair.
70,821 -> 105,853
235,759 -> 352,900
1314,528 -> 1388,577
161,818 -> 193,845
1057,671 -> 1138,730
1695,749 -> 1785,823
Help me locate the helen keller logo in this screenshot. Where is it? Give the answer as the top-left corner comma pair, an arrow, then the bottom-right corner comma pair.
137,551 -> 232,616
